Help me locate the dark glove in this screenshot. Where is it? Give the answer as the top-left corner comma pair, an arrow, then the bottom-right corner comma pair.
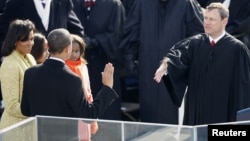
124,54 -> 138,77
84,36 -> 98,49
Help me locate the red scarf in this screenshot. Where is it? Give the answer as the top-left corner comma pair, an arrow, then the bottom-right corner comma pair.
65,58 -> 85,79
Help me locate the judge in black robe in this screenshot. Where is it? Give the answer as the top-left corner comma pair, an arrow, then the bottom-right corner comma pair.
72,0 -> 125,120
163,33 -> 250,125
119,0 -> 204,124
154,3 -> 250,125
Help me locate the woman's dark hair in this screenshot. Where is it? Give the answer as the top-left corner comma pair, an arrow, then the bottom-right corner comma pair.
1,19 -> 35,56
31,33 -> 46,62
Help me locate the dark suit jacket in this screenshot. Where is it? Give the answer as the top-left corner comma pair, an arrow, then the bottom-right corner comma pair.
0,0 -> 84,46
21,59 -> 118,119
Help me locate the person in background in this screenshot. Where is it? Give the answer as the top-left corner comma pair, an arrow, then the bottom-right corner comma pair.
65,34 -> 98,141
21,28 -> 118,140
0,19 -> 37,129
31,33 -> 49,64
154,2 -> 250,125
0,0 -> 84,60
72,0 -> 125,121
119,0 -> 204,124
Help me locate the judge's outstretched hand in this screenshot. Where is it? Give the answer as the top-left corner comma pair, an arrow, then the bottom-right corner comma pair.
154,58 -> 168,83
102,63 -> 114,88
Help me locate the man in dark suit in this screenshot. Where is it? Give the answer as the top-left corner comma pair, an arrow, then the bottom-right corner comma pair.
21,28 -> 118,140
0,0 -> 84,57
21,28 -> 118,118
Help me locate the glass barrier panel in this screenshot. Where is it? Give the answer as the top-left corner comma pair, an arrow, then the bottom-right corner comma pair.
0,115 -> 249,141
0,117 -> 37,141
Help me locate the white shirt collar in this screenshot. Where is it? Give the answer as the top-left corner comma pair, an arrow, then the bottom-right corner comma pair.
49,57 -> 65,63
209,31 -> 226,43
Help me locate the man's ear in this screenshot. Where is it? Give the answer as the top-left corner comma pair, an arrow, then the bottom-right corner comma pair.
222,17 -> 228,27
64,45 -> 72,54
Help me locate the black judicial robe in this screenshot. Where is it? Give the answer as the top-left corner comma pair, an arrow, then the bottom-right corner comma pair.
164,33 -> 250,125
72,0 -> 125,120
119,0 -> 204,124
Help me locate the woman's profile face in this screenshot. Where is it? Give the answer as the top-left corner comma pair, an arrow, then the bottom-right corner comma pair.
15,31 -> 34,56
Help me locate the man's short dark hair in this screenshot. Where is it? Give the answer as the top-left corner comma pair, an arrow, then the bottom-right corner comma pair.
47,28 -> 72,54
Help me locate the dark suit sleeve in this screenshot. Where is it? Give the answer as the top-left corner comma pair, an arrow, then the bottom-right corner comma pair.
67,76 -> 118,119
21,69 -> 31,116
91,86 -> 118,116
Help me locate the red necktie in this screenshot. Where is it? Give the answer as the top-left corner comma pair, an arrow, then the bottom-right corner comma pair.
84,0 -> 95,8
210,40 -> 215,47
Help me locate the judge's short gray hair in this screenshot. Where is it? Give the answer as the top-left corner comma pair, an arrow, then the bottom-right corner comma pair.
206,2 -> 229,20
